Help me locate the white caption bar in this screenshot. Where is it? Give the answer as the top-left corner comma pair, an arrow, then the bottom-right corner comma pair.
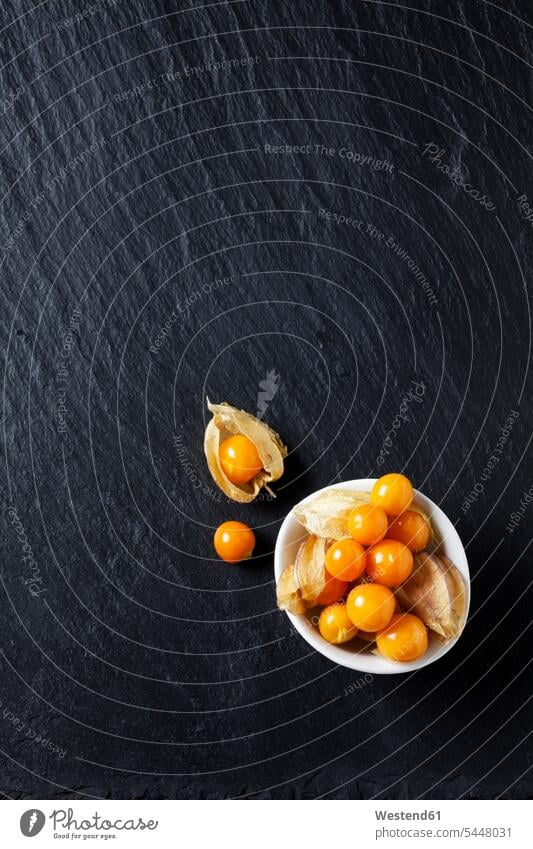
2,799 -> 530,848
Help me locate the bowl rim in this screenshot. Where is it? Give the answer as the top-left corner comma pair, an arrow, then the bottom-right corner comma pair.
274,478 -> 471,674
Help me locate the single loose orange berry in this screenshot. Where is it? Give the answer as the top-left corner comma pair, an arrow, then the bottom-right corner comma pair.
376,613 -> 428,662
346,583 -> 395,632
325,538 -> 367,581
371,473 -> 414,516
348,502 -> 388,546
315,571 -> 348,606
388,509 -> 431,552
219,434 -> 262,485
214,521 -> 255,563
366,539 -> 414,587
319,603 -> 358,644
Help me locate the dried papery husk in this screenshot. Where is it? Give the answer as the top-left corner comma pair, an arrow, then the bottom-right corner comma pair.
395,551 -> 467,639
204,400 -> 287,503
276,563 -> 307,615
293,489 -> 372,539
295,535 -> 328,605
438,555 -> 468,635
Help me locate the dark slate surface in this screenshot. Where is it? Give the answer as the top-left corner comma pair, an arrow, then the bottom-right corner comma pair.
1,0 -> 532,799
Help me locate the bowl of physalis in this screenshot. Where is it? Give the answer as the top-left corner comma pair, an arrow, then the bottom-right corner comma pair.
274,474 -> 470,673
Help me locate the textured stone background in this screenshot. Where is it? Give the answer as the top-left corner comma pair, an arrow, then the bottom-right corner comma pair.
1,0 -> 532,799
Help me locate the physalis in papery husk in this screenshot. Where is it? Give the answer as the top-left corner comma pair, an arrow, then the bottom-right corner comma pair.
276,534 -> 350,614
204,400 -> 287,503
292,489 -> 372,539
276,535 -> 330,614
293,487 -> 436,546
395,551 -> 467,640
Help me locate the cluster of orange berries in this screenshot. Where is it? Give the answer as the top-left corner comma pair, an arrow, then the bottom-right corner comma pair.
211,440 -> 431,663
318,473 -> 430,662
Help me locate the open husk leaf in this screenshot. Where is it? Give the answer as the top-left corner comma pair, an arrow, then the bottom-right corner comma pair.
395,551 -> 467,639
295,535 -> 328,606
438,555 -> 468,633
293,489 -> 372,539
204,400 -> 287,503
276,535 -> 329,612
276,563 -> 307,614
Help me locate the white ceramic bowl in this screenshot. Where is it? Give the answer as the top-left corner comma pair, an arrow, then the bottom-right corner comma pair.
274,479 -> 470,674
